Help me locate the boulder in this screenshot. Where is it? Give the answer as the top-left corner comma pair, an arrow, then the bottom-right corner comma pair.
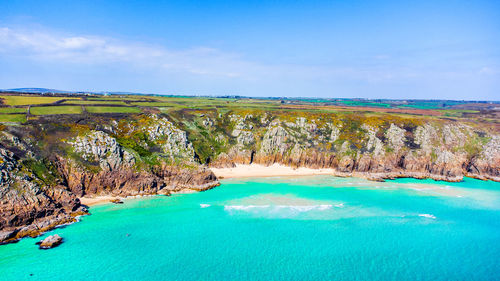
110,198 -> 124,204
37,234 -> 63,249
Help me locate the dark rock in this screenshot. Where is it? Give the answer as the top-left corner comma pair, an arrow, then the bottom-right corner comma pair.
110,199 -> 123,204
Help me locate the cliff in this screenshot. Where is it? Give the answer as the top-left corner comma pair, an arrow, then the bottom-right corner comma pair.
208,114 -> 499,182
0,144 -> 85,243
0,115 -> 219,244
0,109 -> 498,244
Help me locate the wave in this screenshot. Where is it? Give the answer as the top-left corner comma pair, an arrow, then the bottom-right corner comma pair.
200,204 -> 211,208
418,213 -> 436,219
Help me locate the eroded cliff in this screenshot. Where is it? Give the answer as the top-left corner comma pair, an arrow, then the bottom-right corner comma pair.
0,115 -> 219,244
209,113 -> 499,182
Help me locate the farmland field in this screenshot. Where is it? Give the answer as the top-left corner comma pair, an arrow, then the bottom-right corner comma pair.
0,95 -> 78,106
0,107 -> 27,114
30,106 -> 83,115
131,102 -> 178,107
87,96 -> 147,101
0,114 -> 26,123
62,100 -> 128,105
85,106 -> 142,114
0,93 -> 496,131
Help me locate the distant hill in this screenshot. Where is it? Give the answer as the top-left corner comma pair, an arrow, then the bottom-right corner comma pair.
1,88 -> 155,96
4,88 -> 73,94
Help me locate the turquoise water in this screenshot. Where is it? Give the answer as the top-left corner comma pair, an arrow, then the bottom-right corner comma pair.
1,176 -> 499,280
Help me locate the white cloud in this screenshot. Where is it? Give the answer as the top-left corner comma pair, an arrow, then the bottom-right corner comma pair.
0,27 -> 259,78
0,26 -> 420,83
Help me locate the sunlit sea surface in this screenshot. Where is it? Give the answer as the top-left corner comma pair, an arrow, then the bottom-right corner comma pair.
1,176 -> 499,280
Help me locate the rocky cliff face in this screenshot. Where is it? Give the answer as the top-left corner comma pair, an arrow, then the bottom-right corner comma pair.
0,145 -> 85,244
69,130 -> 136,171
61,116 -> 219,198
208,113 -> 500,182
0,115 -> 219,244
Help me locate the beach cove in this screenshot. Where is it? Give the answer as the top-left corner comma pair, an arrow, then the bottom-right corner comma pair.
1,176 -> 499,280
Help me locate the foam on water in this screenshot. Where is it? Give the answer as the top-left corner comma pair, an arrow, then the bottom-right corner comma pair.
221,193 -> 347,218
418,213 -> 437,219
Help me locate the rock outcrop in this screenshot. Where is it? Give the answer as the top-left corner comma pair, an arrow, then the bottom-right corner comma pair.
69,130 -> 135,171
37,234 -> 63,249
61,123 -> 218,198
0,114 -> 219,245
210,114 -> 500,182
0,144 -> 86,245
58,157 -> 218,197
467,136 -> 500,180
143,115 -> 196,161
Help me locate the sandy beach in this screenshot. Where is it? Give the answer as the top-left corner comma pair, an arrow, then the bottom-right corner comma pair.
210,163 -> 336,179
79,196 -> 119,206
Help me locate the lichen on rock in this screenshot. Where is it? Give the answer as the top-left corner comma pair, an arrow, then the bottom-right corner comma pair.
385,123 -> 406,153
260,122 -> 293,155
68,130 -> 135,171
143,115 -> 195,162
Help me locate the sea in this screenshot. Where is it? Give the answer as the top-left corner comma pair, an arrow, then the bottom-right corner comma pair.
1,176 -> 499,280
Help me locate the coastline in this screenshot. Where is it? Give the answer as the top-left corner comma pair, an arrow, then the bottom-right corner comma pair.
77,164 -> 500,209
79,196 -> 120,206
78,186 -> 215,207
211,163 -> 500,182
210,163 -> 337,179
2,166 -> 495,245
79,194 -> 160,207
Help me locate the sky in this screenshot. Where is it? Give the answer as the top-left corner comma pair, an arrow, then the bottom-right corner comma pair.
0,0 -> 499,100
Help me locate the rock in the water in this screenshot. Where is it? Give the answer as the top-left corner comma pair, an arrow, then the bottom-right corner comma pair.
37,234 -> 63,249
110,198 -> 124,204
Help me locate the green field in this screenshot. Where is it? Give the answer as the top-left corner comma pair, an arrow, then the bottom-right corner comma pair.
0,95 -> 78,106
443,109 -> 479,118
142,97 -> 282,110
151,96 -> 237,104
0,107 -> 27,113
0,114 -> 26,123
85,106 -> 142,114
397,101 -> 465,109
30,106 -> 83,115
87,96 -> 147,102
131,102 -> 179,107
62,100 -> 128,105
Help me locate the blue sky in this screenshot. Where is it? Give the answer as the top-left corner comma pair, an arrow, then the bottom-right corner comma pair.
0,0 -> 499,100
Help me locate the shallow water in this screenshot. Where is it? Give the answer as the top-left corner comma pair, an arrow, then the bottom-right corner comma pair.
1,176 -> 499,280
